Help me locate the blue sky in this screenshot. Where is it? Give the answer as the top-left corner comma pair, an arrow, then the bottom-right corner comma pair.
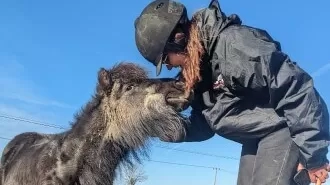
0,0 -> 330,184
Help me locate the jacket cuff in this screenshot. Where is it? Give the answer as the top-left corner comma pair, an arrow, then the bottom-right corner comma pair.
300,154 -> 329,170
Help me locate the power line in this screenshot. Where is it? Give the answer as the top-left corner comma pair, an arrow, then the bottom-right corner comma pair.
0,114 -> 66,130
0,135 -> 238,161
154,145 -> 239,160
0,113 -> 238,161
0,136 -> 238,175
146,159 -> 236,174
0,137 -> 237,175
0,136 -> 10,141
0,136 -> 237,174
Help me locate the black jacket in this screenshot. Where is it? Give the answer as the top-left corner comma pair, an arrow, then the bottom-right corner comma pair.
177,0 -> 330,170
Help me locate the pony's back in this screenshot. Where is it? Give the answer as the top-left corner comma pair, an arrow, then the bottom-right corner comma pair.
0,132 -> 51,185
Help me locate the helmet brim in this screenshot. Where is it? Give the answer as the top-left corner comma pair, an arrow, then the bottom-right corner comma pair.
156,59 -> 162,76
155,52 -> 166,76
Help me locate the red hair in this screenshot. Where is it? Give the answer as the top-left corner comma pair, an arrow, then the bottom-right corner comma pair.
181,18 -> 204,94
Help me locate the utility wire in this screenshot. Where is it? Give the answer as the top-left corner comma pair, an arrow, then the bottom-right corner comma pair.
0,114 -> 66,130
0,136 -> 237,175
146,159 -> 236,174
154,145 -> 239,160
0,113 -> 238,160
0,135 -> 238,161
0,136 -> 237,174
0,136 -> 10,141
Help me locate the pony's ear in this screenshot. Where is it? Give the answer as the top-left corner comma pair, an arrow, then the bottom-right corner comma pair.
97,68 -> 112,95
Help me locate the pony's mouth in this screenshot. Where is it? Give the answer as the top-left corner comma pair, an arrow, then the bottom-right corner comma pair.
166,97 -> 190,112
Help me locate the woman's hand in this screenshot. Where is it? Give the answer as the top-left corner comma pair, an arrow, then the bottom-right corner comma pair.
297,163 -> 330,183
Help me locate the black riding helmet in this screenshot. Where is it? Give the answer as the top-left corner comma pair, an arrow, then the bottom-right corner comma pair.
134,0 -> 189,76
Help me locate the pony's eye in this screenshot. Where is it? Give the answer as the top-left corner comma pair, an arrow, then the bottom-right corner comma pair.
155,2 -> 164,10
125,85 -> 133,91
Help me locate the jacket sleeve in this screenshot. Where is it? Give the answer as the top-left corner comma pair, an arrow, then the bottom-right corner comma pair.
223,25 -> 330,170
166,90 -> 215,143
183,97 -> 216,142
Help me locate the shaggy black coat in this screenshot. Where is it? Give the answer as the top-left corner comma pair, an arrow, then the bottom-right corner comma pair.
0,62 -> 191,185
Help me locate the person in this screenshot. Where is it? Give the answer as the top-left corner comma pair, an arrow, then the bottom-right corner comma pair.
134,0 -> 330,184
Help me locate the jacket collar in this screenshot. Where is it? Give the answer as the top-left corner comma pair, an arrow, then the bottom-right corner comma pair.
192,0 -> 242,55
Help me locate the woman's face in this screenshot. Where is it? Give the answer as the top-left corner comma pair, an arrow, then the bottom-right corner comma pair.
165,52 -> 186,70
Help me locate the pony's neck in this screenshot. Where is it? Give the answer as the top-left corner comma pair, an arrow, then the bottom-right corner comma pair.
64,98 -> 132,178
68,97 -> 104,140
